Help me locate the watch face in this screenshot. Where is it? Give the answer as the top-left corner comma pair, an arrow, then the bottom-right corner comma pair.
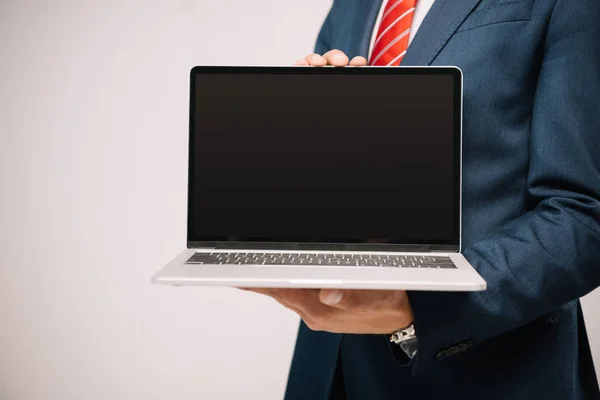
390,324 -> 416,344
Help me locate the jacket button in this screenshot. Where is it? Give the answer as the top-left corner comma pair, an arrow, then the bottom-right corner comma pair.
457,343 -> 471,352
436,350 -> 450,360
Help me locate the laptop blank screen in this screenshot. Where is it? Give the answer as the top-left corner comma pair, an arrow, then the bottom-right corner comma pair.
188,67 -> 460,247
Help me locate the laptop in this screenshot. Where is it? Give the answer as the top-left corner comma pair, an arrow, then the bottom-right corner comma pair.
152,66 -> 486,292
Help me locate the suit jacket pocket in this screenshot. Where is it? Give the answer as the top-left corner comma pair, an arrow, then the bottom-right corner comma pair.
456,0 -> 534,33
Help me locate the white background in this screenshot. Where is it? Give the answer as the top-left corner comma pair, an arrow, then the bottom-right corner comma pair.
0,1 -> 598,399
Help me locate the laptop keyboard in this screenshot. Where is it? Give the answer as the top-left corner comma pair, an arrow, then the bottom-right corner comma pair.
185,253 -> 457,269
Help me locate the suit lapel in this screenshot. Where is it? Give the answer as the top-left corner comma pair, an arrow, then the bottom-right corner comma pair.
348,0 -> 383,58
402,0 -> 483,66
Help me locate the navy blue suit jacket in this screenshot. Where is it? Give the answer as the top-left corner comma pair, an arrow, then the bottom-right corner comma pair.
285,1 -> 600,399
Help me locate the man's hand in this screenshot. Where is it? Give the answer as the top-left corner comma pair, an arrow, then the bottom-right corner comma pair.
294,49 -> 367,67
243,288 -> 414,335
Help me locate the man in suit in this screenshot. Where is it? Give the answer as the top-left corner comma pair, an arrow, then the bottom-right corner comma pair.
247,0 -> 600,398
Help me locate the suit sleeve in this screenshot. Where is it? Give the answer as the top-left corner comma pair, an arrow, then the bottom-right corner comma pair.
406,0 -> 600,375
314,1 -> 337,55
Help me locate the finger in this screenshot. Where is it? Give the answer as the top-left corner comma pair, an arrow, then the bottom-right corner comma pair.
270,289 -> 337,322
239,288 -> 313,314
349,56 -> 368,66
240,287 -> 278,297
294,59 -> 310,66
270,289 -> 321,309
323,49 -> 350,66
320,289 -> 404,312
241,288 -> 317,323
243,288 -> 317,306
305,53 -> 327,67
242,288 -> 337,328
268,289 -> 333,326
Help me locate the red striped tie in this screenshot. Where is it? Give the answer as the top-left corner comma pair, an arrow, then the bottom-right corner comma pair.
370,0 -> 418,66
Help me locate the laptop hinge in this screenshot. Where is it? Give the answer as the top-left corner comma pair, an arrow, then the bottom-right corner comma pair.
187,241 -> 459,253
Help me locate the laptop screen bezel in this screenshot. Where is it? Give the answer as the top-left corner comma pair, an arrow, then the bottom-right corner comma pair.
186,66 -> 462,253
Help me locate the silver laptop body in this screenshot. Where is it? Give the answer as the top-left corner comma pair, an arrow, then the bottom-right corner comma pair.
152,66 -> 486,292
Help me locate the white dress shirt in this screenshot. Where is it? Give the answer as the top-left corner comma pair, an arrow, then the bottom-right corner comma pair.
368,0 -> 436,61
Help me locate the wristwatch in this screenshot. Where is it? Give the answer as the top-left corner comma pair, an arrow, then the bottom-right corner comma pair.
389,323 -> 417,344
389,323 -> 419,359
